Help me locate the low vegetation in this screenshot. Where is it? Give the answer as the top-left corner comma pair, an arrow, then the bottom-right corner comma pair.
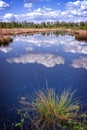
0,36 -> 13,46
75,34 -> 87,41
0,21 -> 87,41
0,21 -> 87,30
18,88 -> 87,130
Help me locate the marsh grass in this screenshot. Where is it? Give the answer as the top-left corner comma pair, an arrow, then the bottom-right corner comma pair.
19,88 -> 86,130
75,36 -> 87,41
0,36 -> 13,46
32,88 -> 80,129
75,33 -> 87,41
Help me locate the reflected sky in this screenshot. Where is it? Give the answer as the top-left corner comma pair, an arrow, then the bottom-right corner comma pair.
14,34 -> 87,54
0,33 -> 86,69
7,53 -> 65,67
25,46 -> 34,51
71,56 -> 87,70
0,47 -> 12,53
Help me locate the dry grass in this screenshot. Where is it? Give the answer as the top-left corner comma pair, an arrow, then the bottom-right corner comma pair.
1,28 -> 87,42
0,36 -> 13,46
73,30 -> 87,41
0,28 -> 62,36
75,33 -> 87,41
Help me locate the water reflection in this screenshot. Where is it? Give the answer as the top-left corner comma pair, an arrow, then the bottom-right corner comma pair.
0,37 -> 13,53
6,53 -> 65,67
0,31 -> 87,129
0,47 -> 12,53
25,47 -> 34,51
0,41 -> 10,47
14,34 -> 87,54
64,43 -> 87,54
53,30 -> 70,36
71,57 -> 87,70
0,37 -> 13,47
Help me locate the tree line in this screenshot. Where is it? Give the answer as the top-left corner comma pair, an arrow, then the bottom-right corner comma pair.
0,21 -> 87,30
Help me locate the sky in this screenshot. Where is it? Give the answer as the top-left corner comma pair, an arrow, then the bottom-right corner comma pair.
0,0 -> 87,22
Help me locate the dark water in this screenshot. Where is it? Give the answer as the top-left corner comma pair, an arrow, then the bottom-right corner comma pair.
0,32 -> 87,127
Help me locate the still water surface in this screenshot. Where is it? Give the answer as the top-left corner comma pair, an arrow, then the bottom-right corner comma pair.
0,32 -> 87,123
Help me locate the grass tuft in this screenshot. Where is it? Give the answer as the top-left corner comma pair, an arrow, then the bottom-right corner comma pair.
19,88 -> 81,129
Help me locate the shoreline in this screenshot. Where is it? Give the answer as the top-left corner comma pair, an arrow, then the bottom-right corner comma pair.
0,28 -> 64,35
0,28 -> 87,35
0,28 -> 87,42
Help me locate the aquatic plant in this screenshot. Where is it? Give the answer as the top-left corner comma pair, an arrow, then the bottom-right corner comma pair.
19,88 -> 82,129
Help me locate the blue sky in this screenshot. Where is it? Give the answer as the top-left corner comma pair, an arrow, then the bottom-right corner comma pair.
0,0 -> 87,22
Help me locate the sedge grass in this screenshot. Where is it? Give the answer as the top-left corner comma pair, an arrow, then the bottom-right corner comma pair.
19,88 -> 81,129
0,36 -> 13,46
32,88 -> 80,128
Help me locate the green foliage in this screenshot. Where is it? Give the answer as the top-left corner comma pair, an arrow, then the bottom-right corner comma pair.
62,125 -> 68,130
74,126 -> 85,130
0,21 -> 87,29
15,118 -> 24,128
15,123 -> 21,127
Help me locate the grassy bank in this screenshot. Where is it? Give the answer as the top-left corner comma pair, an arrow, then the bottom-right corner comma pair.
0,28 -> 63,35
0,36 -> 13,45
0,28 -> 87,41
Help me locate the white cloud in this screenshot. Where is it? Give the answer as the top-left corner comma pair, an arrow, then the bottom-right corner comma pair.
2,0 -> 87,22
3,13 -> 16,22
24,3 -> 32,8
6,53 -> 65,67
0,0 -> 10,10
71,57 -> 87,70
2,7 -> 60,22
65,0 -> 87,22
0,47 -> 12,53
66,1 -> 81,8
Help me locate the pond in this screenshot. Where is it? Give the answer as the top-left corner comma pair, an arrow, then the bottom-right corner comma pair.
0,31 -> 87,128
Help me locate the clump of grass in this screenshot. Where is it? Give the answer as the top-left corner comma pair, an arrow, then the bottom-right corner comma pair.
19,88 -> 81,129
0,36 -> 13,46
32,88 -> 80,129
75,34 -> 87,41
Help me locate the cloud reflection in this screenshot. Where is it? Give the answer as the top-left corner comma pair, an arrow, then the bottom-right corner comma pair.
71,57 -> 87,70
25,47 -> 34,51
14,35 -> 87,54
6,53 -> 65,67
64,42 -> 87,54
0,47 -> 12,53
